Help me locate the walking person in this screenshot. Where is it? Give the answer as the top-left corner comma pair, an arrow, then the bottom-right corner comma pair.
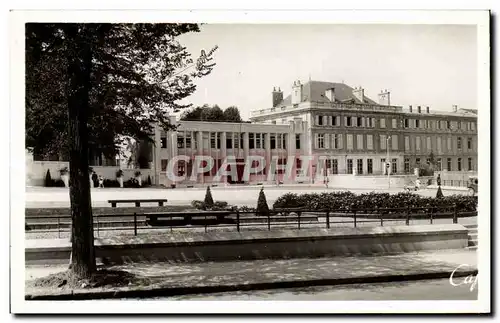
98,175 -> 104,188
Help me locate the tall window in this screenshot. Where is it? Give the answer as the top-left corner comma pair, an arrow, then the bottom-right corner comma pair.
392,118 -> 397,129
270,134 -> 276,149
185,133 -> 192,148
391,135 -> 398,150
415,119 -> 420,128
416,136 -> 421,151
381,158 -> 386,174
249,133 -> 255,149
447,158 -> 452,171
161,137 -> 167,148
210,132 -> 217,149
405,136 -> 410,151
391,158 -> 398,174
404,119 -> 409,128
380,118 -> 386,128
404,158 -> 410,173
367,135 -> 373,150
356,134 -> 363,150
367,159 -> 373,174
468,158 -> 473,171
347,159 -> 353,174
380,134 -> 387,150
226,136 -> 232,149
357,159 -> 363,175
437,137 -> 442,153
296,134 -> 301,149
357,117 -> 363,127
256,133 -> 261,149
447,121 -> 451,129
317,134 -> 325,149
447,137 -> 452,151
318,116 -> 323,126
426,137 -> 431,152
177,133 -> 185,148
458,158 -> 462,171
437,158 -> 442,171
467,137 -> 472,150
332,159 -> 338,174
347,134 -> 354,150
346,117 -> 352,127
233,133 -> 240,149
457,137 -> 462,150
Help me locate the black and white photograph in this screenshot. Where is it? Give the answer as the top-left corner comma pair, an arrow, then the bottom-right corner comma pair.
9,8 -> 491,315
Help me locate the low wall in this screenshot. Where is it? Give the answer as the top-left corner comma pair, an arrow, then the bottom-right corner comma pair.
26,224 -> 468,263
27,160 -> 155,186
326,174 -> 416,189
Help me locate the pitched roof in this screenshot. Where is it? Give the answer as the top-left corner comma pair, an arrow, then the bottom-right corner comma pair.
276,80 -> 379,107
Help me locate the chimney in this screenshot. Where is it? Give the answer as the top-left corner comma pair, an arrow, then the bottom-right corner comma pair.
272,87 -> 283,108
378,89 -> 391,106
352,86 -> 365,103
291,80 -> 302,105
452,105 -> 458,112
417,106 -> 421,113
426,106 -> 430,113
409,105 -> 413,113
325,88 -> 335,102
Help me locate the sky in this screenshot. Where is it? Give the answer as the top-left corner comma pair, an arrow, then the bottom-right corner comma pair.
177,24 -> 477,120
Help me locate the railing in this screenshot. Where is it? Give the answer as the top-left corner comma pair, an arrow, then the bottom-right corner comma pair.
25,204 -> 476,237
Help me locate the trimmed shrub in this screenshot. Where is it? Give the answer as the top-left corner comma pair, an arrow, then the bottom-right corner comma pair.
204,186 -> 214,208
256,188 -> 270,217
436,186 -> 444,199
272,191 -> 477,213
44,170 -> 53,187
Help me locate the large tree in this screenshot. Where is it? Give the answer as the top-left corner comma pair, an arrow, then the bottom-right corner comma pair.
26,23 -> 217,278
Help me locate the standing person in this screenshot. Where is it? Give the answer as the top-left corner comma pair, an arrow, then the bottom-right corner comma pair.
436,174 -> 442,187
98,175 -> 104,188
324,177 -> 329,188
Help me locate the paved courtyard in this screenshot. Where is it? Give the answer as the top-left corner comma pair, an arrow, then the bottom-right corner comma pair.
25,185 -> 467,208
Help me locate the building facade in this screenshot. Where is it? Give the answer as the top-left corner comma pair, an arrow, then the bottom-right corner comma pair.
249,80 -> 478,179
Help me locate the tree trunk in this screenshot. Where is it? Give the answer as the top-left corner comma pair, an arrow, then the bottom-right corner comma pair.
65,25 -> 96,278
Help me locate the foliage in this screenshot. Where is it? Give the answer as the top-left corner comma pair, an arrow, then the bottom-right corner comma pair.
204,186 -> 214,208
256,188 -> 270,217
436,186 -> 444,199
44,169 -> 52,187
26,23 -> 217,160
116,169 -> 124,178
103,179 -> 120,188
181,104 -> 243,122
418,163 -> 434,177
59,167 -> 69,176
273,191 -> 477,213
134,171 -> 142,177
191,199 -> 230,211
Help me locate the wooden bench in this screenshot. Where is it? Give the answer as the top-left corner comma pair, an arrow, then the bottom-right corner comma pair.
108,199 -> 168,208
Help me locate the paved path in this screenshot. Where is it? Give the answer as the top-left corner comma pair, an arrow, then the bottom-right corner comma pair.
161,278 -> 477,301
25,186 -> 466,208
25,249 -> 477,298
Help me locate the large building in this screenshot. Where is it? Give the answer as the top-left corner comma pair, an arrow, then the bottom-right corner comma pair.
152,79 -> 477,187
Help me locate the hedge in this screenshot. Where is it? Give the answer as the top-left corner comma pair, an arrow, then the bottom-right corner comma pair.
272,191 -> 477,213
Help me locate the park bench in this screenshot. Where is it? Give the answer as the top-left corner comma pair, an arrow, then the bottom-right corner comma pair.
108,199 -> 168,208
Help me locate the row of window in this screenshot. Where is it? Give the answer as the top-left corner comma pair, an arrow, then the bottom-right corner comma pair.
314,115 -> 476,131
404,136 -> 475,153
403,157 -> 474,173
404,119 -> 476,131
170,132 -> 292,150
315,133 -> 398,151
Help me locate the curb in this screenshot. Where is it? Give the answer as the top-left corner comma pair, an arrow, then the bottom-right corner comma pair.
25,269 -> 478,301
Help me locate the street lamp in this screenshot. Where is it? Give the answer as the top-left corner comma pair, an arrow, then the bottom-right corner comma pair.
386,136 -> 391,189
